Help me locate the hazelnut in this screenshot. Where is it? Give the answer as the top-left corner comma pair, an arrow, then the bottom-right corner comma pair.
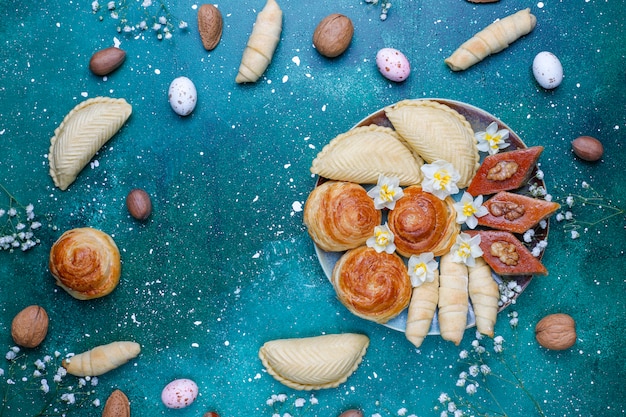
126,188 -> 152,221
572,136 -> 603,162
535,313 -> 577,350
203,413 -> 220,417
338,410 -> 364,417
102,389 -> 130,417
89,47 -> 126,76
11,305 -> 49,348
313,14 -> 354,58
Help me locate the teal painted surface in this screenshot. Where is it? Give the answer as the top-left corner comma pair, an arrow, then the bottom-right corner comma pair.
0,0 -> 624,416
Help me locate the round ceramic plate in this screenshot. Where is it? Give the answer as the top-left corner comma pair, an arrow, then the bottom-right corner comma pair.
312,98 -> 549,334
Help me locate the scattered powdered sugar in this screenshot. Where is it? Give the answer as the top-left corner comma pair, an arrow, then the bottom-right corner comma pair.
291,201 -> 303,212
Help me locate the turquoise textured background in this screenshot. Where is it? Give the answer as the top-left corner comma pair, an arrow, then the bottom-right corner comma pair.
1,0 -> 625,416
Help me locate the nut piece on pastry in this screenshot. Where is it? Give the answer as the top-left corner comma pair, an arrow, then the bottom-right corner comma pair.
387,186 -> 459,257
48,97 -> 132,190
304,181 -> 381,252
49,227 -> 121,300
62,341 -> 140,376
259,333 -> 369,390
332,246 -> 412,324
310,125 -> 424,186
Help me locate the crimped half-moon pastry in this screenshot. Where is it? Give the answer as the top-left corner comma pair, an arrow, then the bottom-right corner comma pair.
48,97 -> 132,190
387,186 -> 460,257
49,227 -> 121,300
259,333 -> 369,390
438,253 -> 469,346
63,341 -> 140,376
332,246 -> 412,324
304,181 -> 381,252
384,100 -> 479,188
310,125 -> 424,185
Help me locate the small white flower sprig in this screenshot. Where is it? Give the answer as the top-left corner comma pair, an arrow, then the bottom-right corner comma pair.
265,392 -> 320,417
367,175 -> 404,210
92,0 -> 189,41
555,180 -> 625,240
453,192 -> 488,229
407,252 -> 438,287
363,0 -> 392,21
421,160 -> 461,200
0,183 -> 43,252
436,312 -> 547,417
475,121 -> 510,156
1,346 -> 101,416
367,224 -> 397,254
450,232 -> 483,267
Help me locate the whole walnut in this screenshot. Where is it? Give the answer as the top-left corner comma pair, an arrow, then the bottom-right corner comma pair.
535,313 -> 576,350
11,305 -> 49,348
313,14 -> 354,58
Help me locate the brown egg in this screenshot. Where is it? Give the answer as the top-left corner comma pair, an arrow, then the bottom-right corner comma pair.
126,189 -> 152,220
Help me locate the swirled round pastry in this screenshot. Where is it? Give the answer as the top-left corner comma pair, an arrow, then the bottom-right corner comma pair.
332,246 -> 411,324
388,185 -> 459,257
304,181 -> 381,252
49,227 -> 121,300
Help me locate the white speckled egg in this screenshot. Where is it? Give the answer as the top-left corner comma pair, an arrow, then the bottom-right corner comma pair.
376,48 -> 411,82
532,51 -> 563,90
161,378 -> 198,409
168,76 -> 197,116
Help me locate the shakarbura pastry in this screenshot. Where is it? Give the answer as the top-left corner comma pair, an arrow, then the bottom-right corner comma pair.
49,227 -> 121,300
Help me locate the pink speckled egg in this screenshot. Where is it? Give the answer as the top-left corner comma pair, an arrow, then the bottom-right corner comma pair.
161,378 -> 198,409
376,48 -> 410,82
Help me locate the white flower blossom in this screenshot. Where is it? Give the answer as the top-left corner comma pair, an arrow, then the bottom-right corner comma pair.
453,192 -> 488,229
421,160 -> 461,200
475,122 -> 510,155
294,398 -> 305,407
407,252 -> 438,287
450,233 -> 483,267
366,223 -> 396,254
466,384 -> 477,395
438,393 -> 450,404
367,174 -> 404,210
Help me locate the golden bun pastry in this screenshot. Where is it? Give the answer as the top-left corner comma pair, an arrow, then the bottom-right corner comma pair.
332,246 -> 411,324
304,181 -> 381,252
387,186 -> 460,257
49,227 -> 121,300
